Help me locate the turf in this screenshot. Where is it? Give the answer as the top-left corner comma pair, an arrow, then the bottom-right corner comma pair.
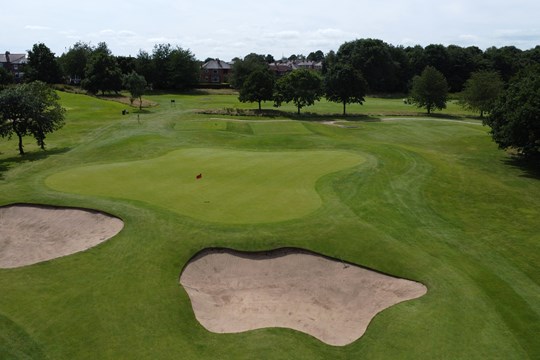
46,148 -> 364,223
0,92 -> 539,360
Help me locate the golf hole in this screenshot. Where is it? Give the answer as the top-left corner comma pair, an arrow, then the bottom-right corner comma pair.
180,247 -> 427,346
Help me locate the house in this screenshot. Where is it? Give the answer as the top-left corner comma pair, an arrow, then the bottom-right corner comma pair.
0,52 -> 27,82
268,62 -> 294,77
268,60 -> 323,77
200,59 -> 232,83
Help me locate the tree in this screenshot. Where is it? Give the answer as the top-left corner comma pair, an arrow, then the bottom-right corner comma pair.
460,70 -> 504,117
423,44 -> 450,79
116,56 -> 136,75
25,43 -> 62,84
484,66 -> 540,161
82,43 -> 122,94
59,41 -> 93,84
274,69 -> 323,114
135,50 -> 154,88
139,44 -> 198,90
265,54 -> 275,64
409,66 -> 449,114
336,38 -> 400,92
484,46 -> 524,82
238,69 -> 275,110
307,50 -> 325,62
324,63 -> 368,115
123,71 -> 147,110
446,45 -> 482,92
0,67 -> 14,88
167,47 -> 199,90
0,81 -> 65,155
230,53 -> 267,89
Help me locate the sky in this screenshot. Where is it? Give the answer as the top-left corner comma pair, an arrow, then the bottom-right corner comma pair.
2,0 -> 539,61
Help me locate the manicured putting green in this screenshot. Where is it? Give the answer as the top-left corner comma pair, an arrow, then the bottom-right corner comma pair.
46,148 -> 364,223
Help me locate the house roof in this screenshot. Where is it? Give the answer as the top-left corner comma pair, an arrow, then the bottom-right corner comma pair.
202,59 -> 232,70
0,53 -> 27,64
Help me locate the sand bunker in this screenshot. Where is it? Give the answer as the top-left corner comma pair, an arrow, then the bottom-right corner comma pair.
180,248 -> 427,346
0,204 -> 124,268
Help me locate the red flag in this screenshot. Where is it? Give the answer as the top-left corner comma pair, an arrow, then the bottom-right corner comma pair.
196,173 -> 202,180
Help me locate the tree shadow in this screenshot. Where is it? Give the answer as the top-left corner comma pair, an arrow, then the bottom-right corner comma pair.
503,156 -> 540,180
197,108 -> 380,122
289,112 -> 379,122
0,147 -> 70,180
426,113 -> 474,121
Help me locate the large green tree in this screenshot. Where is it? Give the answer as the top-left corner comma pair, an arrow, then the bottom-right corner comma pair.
230,53 -> 268,90
82,43 -> 122,94
167,47 -> 199,90
238,69 -> 275,110
140,44 -> 198,90
59,41 -> 93,84
274,69 -> 323,114
409,66 -> 449,114
25,43 -> 62,84
0,81 -> 65,155
324,64 -> 368,115
484,66 -> 540,161
336,38 -> 400,92
460,70 -> 504,117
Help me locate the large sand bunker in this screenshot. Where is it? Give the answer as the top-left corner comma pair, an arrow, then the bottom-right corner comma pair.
180,248 -> 427,346
0,204 -> 124,268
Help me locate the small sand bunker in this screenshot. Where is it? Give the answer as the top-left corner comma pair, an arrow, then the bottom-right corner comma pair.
180,248 -> 427,346
0,204 -> 124,268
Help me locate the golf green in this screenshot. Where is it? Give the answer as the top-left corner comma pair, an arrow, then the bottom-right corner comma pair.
46,148 -> 365,223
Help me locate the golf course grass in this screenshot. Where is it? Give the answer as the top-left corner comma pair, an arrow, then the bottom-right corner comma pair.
0,92 -> 539,359
46,148 -> 365,223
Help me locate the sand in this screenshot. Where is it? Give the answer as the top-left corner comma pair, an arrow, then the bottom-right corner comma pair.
180,248 -> 427,346
0,204 -> 124,268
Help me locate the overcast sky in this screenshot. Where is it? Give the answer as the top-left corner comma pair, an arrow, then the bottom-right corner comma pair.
2,0 -> 539,61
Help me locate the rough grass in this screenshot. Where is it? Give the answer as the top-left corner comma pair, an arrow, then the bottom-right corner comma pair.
0,92 -> 538,359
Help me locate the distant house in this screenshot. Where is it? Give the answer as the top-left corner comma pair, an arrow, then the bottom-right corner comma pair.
0,52 -> 27,82
200,59 -> 232,83
268,60 -> 322,77
268,62 -> 293,77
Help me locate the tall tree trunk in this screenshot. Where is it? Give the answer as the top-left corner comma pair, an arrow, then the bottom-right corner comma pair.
343,101 -> 347,116
297,105 -> 301,115
17,132 -> 24,155
258,100 -> 262,111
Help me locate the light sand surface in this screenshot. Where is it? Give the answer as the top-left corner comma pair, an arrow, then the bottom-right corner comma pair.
180,248 -> 427,346
0,204 -> 124,268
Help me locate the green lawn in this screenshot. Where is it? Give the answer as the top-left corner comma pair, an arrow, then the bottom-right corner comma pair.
0,92 -> 539,359
46,148 -> 364,223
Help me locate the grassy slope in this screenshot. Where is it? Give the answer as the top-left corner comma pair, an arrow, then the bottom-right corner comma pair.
0,93 -> 538,359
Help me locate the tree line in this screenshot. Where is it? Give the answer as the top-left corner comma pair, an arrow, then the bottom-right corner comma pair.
1,39 -> 539,162
2,38 -> 539,95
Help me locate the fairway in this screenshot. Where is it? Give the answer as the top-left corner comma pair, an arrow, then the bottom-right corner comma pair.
46,148 -> 365,223
0,92 -> 539,360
